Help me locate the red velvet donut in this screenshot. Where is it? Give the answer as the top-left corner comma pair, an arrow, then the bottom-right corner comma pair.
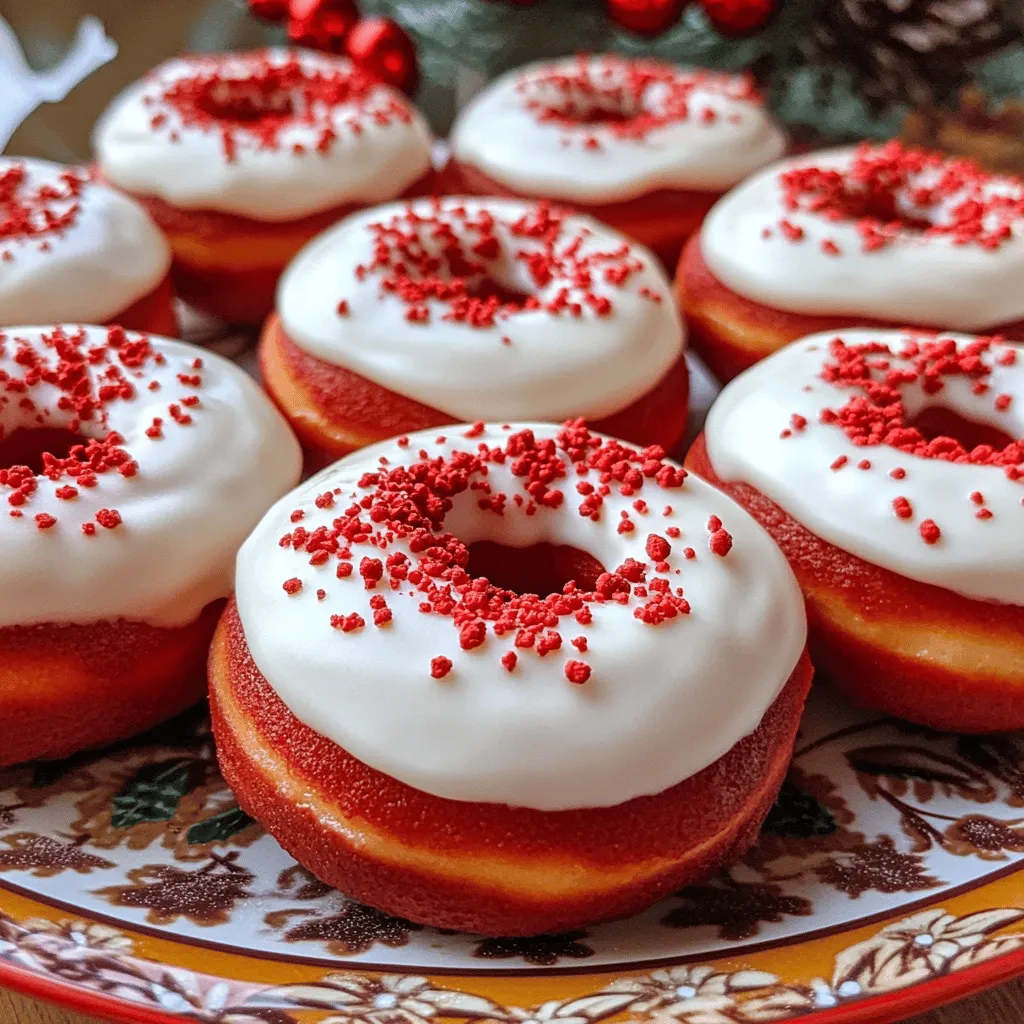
691,329 -> 1024,732
0,325 -> 300,767
211,421 -> 810,934
678,142 -> 1024,382
94,49 -> 437,325
262,198 -> 690,468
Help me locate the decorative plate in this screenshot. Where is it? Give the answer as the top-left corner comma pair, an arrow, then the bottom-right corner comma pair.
2,340 -> 1023,1024
1,685 -> 1024,1024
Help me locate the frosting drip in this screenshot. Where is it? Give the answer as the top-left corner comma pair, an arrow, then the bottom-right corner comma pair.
705,329 -> 1024,604
451,56 -> 786,202
701,143 -> 1024,330
0,158 -> 169,325
0,325 -> 301,628
277,197 -> 684,421
235,421 -> 806,810
94,48 -> 433,221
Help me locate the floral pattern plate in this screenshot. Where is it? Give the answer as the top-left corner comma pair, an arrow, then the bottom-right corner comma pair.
1,684 -> 1023,1024
2,338 -> 1024,1024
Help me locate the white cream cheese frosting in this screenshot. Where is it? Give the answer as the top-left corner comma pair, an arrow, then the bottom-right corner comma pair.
700,143 -> 1024,330
235,421 -> 806,810
0,324 -> 301,628
277,197 -> 685,421
94,48 -> 433,222
705,329 -> 1024,604
0,158 -> 170,325
450,56 -> 787,203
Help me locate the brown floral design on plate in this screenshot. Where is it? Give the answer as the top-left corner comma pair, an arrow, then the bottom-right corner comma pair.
266,902 -> 424,956
943,815 -> 1024,860
95,852 -> 255,926
660,872 -> 814,941
0,832 -> 114,877
814,836 -> 940,899
472,931 -> 595,965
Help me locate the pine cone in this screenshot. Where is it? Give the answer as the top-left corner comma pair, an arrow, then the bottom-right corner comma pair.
803,0 -> 1019,111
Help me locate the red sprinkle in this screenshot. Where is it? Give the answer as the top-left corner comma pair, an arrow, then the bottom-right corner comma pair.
709,529 -> 733,557
892,496 -> 913,519
431,656 -> 453,679
565,660 -> 591,685
919,519 -> 941,545
95,508 -> 122,529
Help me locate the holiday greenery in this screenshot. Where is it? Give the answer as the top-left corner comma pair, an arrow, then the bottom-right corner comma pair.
196,0 -> 1024,152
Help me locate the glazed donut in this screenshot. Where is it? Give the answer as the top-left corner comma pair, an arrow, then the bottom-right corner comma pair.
446,56 -> 786,268
209,421 -> 810,935
0,325 -> 300,766
260,197 -> 689,467
690,328 -> 1024,733
679,141 -> 1024,381
0,158 -> 174,335
94,48 -> 435,325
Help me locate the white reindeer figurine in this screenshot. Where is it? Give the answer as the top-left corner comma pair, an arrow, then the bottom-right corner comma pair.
0,15 -> 116,152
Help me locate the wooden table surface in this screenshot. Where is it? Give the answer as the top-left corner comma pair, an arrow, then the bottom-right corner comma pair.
3,977 -> 1022,1024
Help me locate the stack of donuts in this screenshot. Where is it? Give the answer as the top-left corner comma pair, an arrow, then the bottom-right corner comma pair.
2,39 -> 1021,937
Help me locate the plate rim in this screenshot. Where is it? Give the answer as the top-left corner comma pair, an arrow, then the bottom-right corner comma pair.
2,926 -> 1024,1024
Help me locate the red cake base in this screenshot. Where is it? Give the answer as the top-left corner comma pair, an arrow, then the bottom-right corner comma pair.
676,234 -> 1024,383
258,314 -> 691,468
0,600 -> 223,767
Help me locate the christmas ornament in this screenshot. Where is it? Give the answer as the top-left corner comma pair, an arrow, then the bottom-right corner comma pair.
246,0 -> 289,22
287,0 -> 360,52
803,0 -> 1015,110
606,0 -> 688,36
699,0 -> 775,37
345,17 -> 419,95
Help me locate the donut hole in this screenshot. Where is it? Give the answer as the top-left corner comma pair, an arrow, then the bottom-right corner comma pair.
194,76 -> 297,124
544,97 -> 636,126
465,541 -> 606,598
463,277 -> 533,308
0,428 -> 90,475
530,85 -> 643,128
857,188 -> 933,232
908,406 -> 1017,452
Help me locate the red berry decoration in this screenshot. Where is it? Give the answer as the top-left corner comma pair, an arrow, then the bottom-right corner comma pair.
287,0 -> 360,52
345,17 -> 419,96
248,0 -> 289,21
606,0 -> 688,36
699,0 -> 775,37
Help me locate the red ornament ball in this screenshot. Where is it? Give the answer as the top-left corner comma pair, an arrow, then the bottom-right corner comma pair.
345,17 -> 419,96
287,0 -> 359,52
606,0 -> 688,36
699,0 -> 775,37
247,0 -> 289,22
